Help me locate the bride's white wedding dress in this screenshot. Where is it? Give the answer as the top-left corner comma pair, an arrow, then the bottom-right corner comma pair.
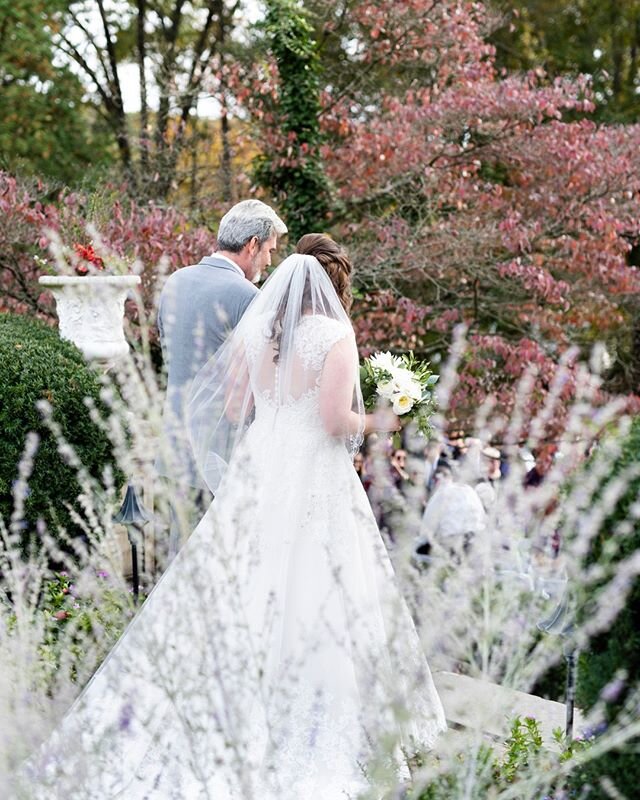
26,259 -> 446,800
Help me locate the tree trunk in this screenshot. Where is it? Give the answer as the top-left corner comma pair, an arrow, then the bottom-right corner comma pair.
152,0 -> 187,197
158,0 -> 227,199
628,14 -> 640,95
95,0 -> 133,180
219,11 -> 233,204
220,103 -> 233,204
137,0 -> 150,176
189,118 -> 199,211
610,0 -> 623,100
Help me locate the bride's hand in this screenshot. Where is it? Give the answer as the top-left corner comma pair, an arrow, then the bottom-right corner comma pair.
371,408 -> 401,433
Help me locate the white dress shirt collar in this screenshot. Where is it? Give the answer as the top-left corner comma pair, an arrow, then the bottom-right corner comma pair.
212,253 -> 245,278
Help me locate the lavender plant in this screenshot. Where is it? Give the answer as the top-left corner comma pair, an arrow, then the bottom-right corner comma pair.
1,291 -> 639,800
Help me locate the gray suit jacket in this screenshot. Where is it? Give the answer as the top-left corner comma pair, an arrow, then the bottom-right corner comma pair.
156,255 -> 258,484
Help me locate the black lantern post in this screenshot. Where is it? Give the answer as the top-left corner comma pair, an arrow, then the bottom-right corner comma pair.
114,483 -> 151,602
537,590 -> 578,739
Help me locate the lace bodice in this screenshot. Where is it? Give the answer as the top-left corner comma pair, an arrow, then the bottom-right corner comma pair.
244,313 -> 354,424
293,314 -> 353,372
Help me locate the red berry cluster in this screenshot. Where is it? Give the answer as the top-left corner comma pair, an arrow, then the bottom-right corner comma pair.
73,243 -> 105,275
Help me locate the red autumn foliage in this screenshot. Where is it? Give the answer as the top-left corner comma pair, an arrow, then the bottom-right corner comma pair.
0,173 -> 217,326
239,0 -> 640,428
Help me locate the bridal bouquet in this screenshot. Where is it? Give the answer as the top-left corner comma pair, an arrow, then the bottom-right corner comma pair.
360,351 -> 438,436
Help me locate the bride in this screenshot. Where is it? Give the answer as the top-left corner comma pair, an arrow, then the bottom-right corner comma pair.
25,235 -> 446,799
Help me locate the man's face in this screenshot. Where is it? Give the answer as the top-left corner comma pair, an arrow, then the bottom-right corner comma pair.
248,233 -> 278,282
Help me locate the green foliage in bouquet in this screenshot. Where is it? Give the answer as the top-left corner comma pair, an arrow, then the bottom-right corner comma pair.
0,313 -> 125,560
360,351 -> 438,437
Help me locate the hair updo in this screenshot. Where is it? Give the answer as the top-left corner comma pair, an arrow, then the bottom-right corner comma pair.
295,233 -> 353,313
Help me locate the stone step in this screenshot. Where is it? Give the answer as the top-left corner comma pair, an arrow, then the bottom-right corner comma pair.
433,670 -> 586,751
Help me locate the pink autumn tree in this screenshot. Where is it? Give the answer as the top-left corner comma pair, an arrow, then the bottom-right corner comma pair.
244,0 -> 640,429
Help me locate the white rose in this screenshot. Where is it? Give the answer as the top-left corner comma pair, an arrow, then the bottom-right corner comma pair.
392,369 -> 422,400
405,378 -> 423,401
376,380 -> 397,399
390,366 -> 412,384
392,393 -> 414,415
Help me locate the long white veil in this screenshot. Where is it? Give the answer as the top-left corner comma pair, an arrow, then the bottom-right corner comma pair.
186,253 -> 365,492
21,255 -> 445,800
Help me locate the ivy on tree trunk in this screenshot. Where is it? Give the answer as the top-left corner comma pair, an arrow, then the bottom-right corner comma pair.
254,0 -> 331,241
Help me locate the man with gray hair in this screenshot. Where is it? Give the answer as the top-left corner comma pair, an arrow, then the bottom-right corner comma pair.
156,199 -> 287,558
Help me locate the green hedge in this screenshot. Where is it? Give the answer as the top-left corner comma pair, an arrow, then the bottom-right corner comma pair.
573,416 -> 640,797
0,313 -> 124,559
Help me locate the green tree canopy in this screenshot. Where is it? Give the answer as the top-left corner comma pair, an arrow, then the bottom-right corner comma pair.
0,0 -> 113,182
491,0 -> 640,122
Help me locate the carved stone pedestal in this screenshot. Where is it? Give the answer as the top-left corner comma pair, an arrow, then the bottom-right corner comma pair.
38,275 -> 141,362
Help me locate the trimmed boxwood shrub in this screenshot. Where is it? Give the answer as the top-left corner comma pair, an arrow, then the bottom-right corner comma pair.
572,417 -> 640,797
0,313 -> 124,558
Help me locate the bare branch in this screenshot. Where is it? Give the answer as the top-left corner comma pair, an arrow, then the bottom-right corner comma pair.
55,34 -> 115,112
95,0 -> 124,110
68,8 -> 111,82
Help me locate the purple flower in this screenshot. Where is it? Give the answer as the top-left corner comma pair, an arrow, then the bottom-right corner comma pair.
582,721 -> 608,739
601,678 -> 626,704
119,701 -> 133,732
97,569 -> 109,579
594,721 -> 608,736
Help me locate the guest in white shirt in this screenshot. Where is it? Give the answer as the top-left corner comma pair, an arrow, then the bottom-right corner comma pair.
416,462 -> 487,562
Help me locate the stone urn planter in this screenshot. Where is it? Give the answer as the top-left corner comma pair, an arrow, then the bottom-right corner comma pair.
38,275 -> 141,362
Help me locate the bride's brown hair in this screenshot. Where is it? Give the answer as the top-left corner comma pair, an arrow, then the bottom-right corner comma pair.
268,234 -> 353,364
296,233 -> 353,313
